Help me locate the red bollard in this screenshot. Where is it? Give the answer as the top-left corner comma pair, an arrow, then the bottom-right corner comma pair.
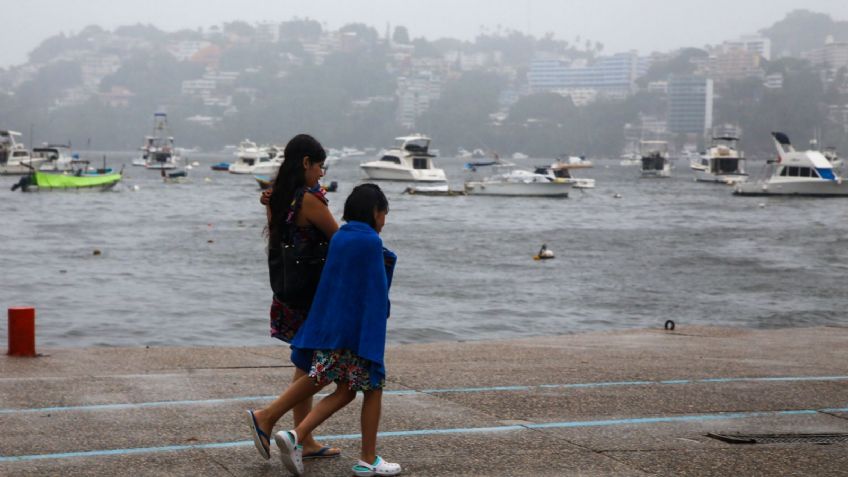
8,307 -> 36,357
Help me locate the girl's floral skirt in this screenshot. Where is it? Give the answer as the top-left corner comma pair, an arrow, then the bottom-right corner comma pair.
307,349 -> 384,392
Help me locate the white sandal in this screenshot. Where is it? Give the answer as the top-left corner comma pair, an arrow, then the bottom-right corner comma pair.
274,429 -> 304,476
352,455 -> 402,476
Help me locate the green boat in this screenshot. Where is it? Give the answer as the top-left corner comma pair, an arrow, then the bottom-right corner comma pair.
12,169 -> 123,192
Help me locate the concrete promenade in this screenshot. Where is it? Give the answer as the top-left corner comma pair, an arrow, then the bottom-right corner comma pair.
2,325 -> 848,476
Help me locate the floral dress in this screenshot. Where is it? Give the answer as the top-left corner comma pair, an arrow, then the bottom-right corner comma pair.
265,186 -> 329,343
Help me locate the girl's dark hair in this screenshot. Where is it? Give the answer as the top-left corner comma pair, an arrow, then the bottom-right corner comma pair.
268,134 -> 327,246
343,183 -> 389,229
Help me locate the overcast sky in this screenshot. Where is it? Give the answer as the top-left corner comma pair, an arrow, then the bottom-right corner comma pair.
2,0 -> 846,67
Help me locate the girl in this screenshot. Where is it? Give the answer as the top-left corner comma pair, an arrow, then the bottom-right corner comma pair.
247,134 -> 341,461
258,184 -> 400,477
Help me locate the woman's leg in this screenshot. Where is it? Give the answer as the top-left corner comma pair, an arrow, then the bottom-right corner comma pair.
292,382 -> 357,439
253,372 -> 325,438
359,389 -> 382,464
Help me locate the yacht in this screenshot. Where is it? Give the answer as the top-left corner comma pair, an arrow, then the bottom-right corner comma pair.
534,157 -> 595,189
229,139 -> 270,174
691,136 -> 747,184
360,134 -> 447,182
640,140 -> 671,178
465,164 -> 570,197
735,132 -> 848,196
0,130 -> 44,175
138,113 -> 181,170
34,145 -> 75,172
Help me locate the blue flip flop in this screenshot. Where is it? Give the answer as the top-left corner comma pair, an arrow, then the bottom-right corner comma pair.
246,410 -> 270,460
303,445 -> 341,460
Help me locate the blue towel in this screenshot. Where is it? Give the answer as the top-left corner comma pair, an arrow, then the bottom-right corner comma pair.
291,221 -> 396,387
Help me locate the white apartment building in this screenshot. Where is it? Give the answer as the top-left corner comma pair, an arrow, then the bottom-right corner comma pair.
168,41 -> 212,62
396,71 -> 443,129
255,22 -> 281,43
803,38 -> 848,72
724,35 -> 771,61
764,73 -> 784,89
80,54 -> 121,89
181,79 -> 216,98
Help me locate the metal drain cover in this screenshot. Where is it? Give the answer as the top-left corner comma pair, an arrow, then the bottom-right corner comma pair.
706,433 -> 848,445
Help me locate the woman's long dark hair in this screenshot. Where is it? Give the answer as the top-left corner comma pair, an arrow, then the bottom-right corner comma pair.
268,134 -> 326,247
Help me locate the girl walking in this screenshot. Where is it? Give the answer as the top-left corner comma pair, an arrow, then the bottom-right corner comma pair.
256,183 -> 401,476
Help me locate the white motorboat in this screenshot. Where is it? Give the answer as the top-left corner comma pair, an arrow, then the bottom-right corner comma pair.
691,136 -> 747,184
360,134 -> 447,182
465,168 -> 570,197
534,157 -> 595,189
229,140 -> 271,174
34,145 -> 75,172
139,113 -> 181,170
640,140 -> 671,178
735,132 -> 848,197
0,130 -> 45,175
512,152 -> 529,160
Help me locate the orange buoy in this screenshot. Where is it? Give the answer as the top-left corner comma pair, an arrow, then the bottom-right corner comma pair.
8,307 -> 36,357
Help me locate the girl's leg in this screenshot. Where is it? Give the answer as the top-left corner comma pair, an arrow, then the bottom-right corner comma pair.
292,382 -> 357,439
253,372 -> 326,438
290,367 -> 336,454
359,389 -> 382,464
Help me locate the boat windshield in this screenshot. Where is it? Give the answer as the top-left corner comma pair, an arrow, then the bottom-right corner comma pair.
403,139 -> 429,154
380,155 -> 401,164
713,158 -> 740,174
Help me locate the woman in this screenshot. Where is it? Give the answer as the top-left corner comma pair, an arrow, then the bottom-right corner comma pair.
247,134 -> 340,461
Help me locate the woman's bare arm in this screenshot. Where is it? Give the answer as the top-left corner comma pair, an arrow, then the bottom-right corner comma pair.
300,192 -> 339,238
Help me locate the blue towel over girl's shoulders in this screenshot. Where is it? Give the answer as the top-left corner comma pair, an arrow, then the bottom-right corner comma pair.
291,221 -> 396,386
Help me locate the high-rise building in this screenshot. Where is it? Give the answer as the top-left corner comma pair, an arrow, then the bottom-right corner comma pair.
667,76 -> 713,135
526,52 -> 650,102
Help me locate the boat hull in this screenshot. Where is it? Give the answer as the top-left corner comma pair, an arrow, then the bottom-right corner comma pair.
0,158 -> 48,175
641,169 -> 671,178
360,164 -> 447,182
464,181 -> 569,197
735,179 -> 848,196
28,171 -> 122,191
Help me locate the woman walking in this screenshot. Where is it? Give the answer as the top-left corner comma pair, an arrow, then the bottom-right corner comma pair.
247,134 -> 341,461
254,184 -> 401,476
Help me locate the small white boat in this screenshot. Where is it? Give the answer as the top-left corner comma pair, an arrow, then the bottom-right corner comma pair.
34,145 -> 75,172
0,130 -> 45,175
465,168 -> 570,197
735,132 -> 848,197
360,134 -> 447,182
691,136 -> 747,184
534,157 -> 595,189
640,140 -> 671,178
139,113 -> 181,170
229,139 -> 269,174
512,152 -> 529,160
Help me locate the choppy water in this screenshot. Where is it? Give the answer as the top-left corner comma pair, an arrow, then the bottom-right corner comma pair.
2,153 -> 847,347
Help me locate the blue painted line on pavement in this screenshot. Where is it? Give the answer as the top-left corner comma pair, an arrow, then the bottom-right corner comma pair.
2,407 -> 847,463
2,375 -> 847,415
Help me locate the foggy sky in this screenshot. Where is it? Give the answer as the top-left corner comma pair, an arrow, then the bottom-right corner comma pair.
3,0 -> 847,67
